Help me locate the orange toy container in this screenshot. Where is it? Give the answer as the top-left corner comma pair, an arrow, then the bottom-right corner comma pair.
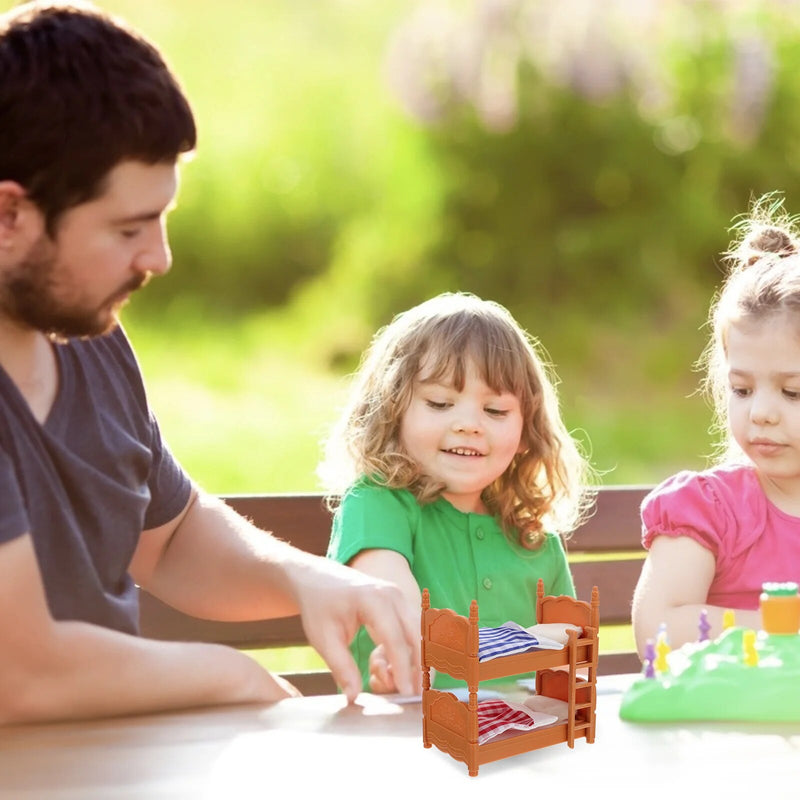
759,582 -> 800,635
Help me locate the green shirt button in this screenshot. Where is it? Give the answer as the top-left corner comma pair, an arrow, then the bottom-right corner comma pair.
476,527 -> 485,540
483,578 -> 493,590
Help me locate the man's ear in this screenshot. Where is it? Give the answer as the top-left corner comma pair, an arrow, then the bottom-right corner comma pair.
0,181 -> 44,255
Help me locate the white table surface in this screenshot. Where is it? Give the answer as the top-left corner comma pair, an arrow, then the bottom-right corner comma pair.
1,674 -> 798,799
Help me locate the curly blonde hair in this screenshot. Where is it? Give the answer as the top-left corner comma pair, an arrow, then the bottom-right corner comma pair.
318,292 -> 595,548
702,193 -> 800,461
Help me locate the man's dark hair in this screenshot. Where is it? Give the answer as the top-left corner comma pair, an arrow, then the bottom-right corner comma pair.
0,1 -> 197,233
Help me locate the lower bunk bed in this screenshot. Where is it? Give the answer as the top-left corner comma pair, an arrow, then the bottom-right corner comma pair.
421,579 -> 599,776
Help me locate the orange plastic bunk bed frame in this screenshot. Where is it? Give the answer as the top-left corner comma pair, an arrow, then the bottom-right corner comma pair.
421,579 -> 599,776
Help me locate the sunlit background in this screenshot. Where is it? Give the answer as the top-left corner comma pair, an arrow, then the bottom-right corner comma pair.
12,0 -> 800,492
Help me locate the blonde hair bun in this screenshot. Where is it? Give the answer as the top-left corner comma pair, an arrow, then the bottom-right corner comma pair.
743,225 -> 797,266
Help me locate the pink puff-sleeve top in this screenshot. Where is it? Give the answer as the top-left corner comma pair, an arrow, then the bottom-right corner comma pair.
641,465 -> 800,610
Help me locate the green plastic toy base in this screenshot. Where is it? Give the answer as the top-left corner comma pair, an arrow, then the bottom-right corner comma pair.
619,627 -> 800,722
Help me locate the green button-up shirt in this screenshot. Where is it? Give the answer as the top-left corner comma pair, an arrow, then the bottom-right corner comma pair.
327,480 -> 575,690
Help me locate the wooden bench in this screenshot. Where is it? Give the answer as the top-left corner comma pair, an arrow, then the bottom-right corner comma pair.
139,485 -> 650,694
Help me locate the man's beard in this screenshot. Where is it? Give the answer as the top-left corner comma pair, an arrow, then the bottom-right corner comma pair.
0,237 -> 144,339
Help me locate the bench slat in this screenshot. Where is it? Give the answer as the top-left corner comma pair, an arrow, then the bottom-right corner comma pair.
597,652 -> 642,676
568,485 -> 649,552
571,559 -> 644,625
221,493 -> 332,557
138,594 -> 305,649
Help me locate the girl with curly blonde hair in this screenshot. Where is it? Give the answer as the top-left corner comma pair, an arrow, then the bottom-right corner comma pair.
322,292 -> 595,693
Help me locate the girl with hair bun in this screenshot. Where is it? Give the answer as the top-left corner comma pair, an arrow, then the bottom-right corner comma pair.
633,194 -> 800,654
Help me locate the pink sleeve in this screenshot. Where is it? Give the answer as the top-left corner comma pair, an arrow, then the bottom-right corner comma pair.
641,471 -> 729,558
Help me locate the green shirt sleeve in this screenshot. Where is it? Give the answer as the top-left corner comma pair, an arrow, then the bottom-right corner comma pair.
545,532 -> 576,598
326,482 -> 418,567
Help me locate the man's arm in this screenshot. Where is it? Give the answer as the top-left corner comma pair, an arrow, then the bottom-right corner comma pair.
130,489 -> 419,701
0,533 -> 297,725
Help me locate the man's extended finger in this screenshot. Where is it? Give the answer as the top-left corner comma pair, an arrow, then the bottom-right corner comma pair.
312,630 -> 362,703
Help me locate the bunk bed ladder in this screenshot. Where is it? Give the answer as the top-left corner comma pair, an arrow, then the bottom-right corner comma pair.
583,626 -> 598,743
566,590 -> 600,747
566,634 -> 577,747
566,635 -> 597,746
421,589 -> 431,750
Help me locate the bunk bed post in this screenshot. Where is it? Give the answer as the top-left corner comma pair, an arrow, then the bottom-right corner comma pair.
421,589 -> 431,692
534,579 -> 545,695
566,629 -> 577,748
467,690 -> 479,777
536,578 -> 544,624
421,589 -> 431,749
467,600 -> 479,689
467,599 -> 480,776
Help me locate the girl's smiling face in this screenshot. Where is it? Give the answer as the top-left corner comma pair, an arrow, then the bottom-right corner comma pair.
398,358 -> 524,514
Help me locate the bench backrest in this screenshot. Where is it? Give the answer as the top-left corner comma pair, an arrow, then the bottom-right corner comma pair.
139,486 -> 649,693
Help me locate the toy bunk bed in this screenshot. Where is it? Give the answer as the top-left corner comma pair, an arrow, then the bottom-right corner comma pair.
421,579 -> 599,776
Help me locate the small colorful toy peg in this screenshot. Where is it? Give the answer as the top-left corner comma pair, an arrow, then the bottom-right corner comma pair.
644,638 -> 656,662
654,635 -> 671,674
722,609 -> 735,630
641,639 -> 656,678
657,621 -> 669,645
698,609 -> 711,642
743,629 -> 758,667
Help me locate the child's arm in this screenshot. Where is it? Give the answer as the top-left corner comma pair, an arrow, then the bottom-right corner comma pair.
348,549 -> 422,694
631,535 -> 761,656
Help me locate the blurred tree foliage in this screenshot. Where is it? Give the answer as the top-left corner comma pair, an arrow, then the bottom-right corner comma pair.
96,0 -> 800,481
324,0 -> 800,353
9,0 -> 800,482
117,0 -> 800,368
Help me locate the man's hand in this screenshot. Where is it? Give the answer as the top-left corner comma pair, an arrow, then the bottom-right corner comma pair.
291,557 -> 420,702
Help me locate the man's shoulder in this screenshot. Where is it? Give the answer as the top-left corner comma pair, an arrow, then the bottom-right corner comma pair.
65,326 -> 145,389
55,326 -> 150,425
68,326 -> 136,364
